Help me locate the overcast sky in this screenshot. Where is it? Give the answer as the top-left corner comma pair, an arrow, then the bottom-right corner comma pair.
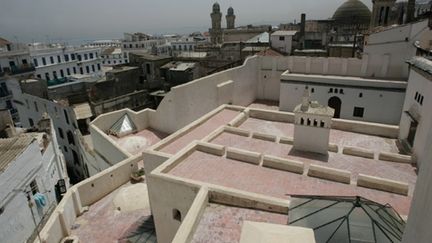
0,0 -> 372,44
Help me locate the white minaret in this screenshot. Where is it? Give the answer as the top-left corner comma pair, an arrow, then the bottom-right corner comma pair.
293,89 -> 335,155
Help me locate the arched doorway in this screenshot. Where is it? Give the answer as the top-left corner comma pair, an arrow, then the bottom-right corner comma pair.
328,96 -> 342,118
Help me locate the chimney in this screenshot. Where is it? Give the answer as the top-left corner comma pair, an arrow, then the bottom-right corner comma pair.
406,0 -> 416,23
300,13 -> 306,49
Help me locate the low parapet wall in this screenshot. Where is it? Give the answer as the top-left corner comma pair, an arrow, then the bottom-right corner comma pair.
308,164 -> 352,184
332,119 -> 399,138
37,155 -> 142,243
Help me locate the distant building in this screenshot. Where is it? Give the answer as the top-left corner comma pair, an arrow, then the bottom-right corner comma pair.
100,47 -> 128,66
0,37 -> 35,122
121,32 -> 173,57
270,31 -> 297,55
160,61 -> 199,86
29,43 -> 103,82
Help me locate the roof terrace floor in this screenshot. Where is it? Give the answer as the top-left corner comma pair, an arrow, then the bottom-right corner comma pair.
238,117 -> 400,154
158,109 -> 240,154
247,100 -> 279,111
168,149 -> 415,215
110,128 -> 168,155
191,203 -> 288,243
71,181 -> 156,242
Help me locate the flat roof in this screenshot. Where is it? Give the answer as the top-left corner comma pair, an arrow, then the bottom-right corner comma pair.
271,30 -> 297,36
110,128 -> 168,156
71,181 -> 156,242
191,203 -> 288,242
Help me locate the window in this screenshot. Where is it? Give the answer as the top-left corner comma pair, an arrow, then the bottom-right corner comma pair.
84,53 -> 88,60
129,44 -> 132,48
86,66 -> 90,73
73,67 -> 76,74
58,128 -> 64,139
66,68 -> 71,75
353,107 -> 364,118
22,59 -> 28,65
50,56 -> 54,64
53,71 -> 57,79
67,130 -> 75,145
124,44 -> 127,48
60,69 -> 64,77
420,96 -> 424,105
45,72 -> 50,80
57,55 -> 61,63
279,36 -> 285,41
359,93 -> 363,98
311,88 -> 315,93
34,101 -> 39,112
113,60 -> 116,64
42,57 -> 47,65
30,180 -> 39,195
63,146 -> 68,152
340,89 -> 344,94
97,64 -> 101,70
33,58 -> 38,67
80,67 -> 83,74
415,92 -> 419,101
29,118 -> 34,127
89,53 -> 94,59
65,54 -> 69,62
172,209 -> 182,222
329,88 -> 333,93
71,54 -> 76,60
108,60 -> 111,64
37,74 -> 41,79
77,55 -> 82,61
335,89 -> 339,94
92,65 -> 95,72
64,109 -> 70,124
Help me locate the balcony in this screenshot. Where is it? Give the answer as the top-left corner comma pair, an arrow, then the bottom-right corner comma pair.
1,64 -> 35,76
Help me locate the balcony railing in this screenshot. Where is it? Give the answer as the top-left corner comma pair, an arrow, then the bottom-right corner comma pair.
1,64 -> 35,76
10,64 -> 35,75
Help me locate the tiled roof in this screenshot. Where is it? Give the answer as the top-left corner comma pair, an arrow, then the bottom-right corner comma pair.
0,135 -> 35,172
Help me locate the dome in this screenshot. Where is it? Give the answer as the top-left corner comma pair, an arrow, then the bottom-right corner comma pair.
228,7 -> 234,15
333,0 -> 371,25
212,2 -> 220,13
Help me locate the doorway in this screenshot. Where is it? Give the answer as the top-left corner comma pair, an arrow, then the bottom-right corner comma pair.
407,120 -> 418,147
328,96 -> 342,118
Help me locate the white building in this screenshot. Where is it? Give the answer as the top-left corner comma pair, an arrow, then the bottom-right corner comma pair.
10,80 -> 91,183
121,32 -> 173,57
171,36 -> 208,57
0,111 -> 68,243
100,47 -> 128,66
29,43 -> 103,83
0,38 -> 35,122
270,30 -> 297,55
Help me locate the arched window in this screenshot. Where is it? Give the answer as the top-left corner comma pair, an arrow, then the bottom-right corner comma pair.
300,117 -> 305,125
67,130 -> 75,145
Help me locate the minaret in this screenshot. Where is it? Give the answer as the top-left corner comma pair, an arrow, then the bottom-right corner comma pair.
293,89 -> 335,155
370,0 -> 396,29
226,7 -> 236,29
210,3 -> 223,45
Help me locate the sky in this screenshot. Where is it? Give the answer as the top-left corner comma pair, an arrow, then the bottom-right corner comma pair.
0,0 -> 373,44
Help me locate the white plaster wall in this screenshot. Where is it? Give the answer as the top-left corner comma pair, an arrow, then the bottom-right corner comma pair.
294,123 -> 330,154
399,70 -> 432,168
364,20 -> 429,79
148,56 -> 259,133
280,82 -> 405,125
402,129 -> 432,243
146,175 -> 199,243
0,141 -> 61,243
271,35 -> 293,54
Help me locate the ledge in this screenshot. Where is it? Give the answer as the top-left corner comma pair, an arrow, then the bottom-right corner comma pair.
328,143 -> 339,153
252,132 -> 277,142
307,164 -> 351,184
378,152 -> 412,164
279,136 -> 293,145
196,142 -> 225,156
226,147 -> 261,165
357,174 -> 409,196
263,155 -> 304,174
224,126 -> 251,137
342,146 -> 375,159
228,112 -> 248,127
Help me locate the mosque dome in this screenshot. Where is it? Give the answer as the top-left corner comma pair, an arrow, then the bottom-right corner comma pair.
228,7 -> 234,15
213,2 -> 220,13
333,0 -> 371,25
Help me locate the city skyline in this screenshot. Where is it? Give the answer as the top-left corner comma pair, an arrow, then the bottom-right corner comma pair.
0,0 -> 372,44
